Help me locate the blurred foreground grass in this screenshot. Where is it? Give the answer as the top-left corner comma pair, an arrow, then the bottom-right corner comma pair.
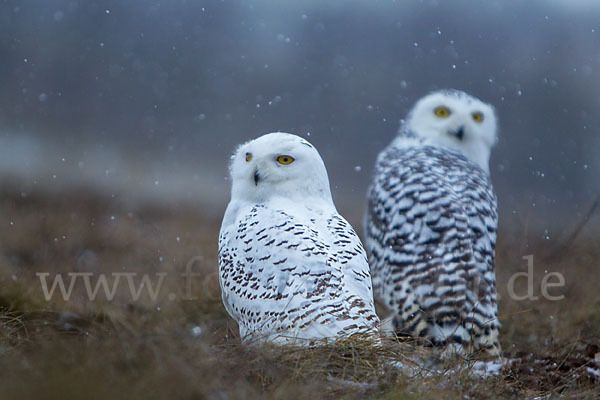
0,180 -> 598,399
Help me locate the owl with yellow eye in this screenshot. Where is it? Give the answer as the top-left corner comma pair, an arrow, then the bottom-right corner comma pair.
219,132 -> 379,344
365,90 -> 501,356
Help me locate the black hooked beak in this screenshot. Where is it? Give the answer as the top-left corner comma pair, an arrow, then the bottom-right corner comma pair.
253,168 -> 260,186
449,126 -> 465,141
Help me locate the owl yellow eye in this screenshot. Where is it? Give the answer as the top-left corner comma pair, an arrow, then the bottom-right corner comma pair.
472,112 -> 484,123
245,153 -> 252,162
276,155 -> 295,165
434,106 -> 451,118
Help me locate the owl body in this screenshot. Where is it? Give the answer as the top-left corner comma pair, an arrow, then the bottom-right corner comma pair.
365,90 -> 501,355
219,132 -> 379,344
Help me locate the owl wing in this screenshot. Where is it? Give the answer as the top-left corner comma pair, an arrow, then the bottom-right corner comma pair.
219,204 -> 378,343
326,213 -> 378,315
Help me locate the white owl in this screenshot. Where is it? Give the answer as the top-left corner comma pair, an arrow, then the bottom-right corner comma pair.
365,90 -> 501,356
219,132 -> 379,344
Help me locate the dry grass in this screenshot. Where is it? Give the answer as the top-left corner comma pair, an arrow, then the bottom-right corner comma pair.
0,180 -> 598,399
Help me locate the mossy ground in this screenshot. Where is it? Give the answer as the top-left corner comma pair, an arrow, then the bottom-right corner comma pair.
0,181 -> 598,399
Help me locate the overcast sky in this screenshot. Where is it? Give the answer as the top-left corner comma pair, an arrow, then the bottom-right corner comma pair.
1,0 -> 599,232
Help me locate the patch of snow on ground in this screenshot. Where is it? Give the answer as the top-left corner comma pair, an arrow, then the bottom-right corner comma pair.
587,366 -> 600,380
470,359 -> 505,377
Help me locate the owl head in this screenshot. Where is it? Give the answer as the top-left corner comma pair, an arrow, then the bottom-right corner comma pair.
400,90 -> 498,173
229,132 -> 333,204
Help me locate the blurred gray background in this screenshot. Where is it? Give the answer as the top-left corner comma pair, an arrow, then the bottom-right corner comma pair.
1,0 -> 599,234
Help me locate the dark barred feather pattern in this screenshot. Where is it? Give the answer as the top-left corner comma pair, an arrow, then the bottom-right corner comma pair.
365,144 -> 501,356
219,203 -> 379,343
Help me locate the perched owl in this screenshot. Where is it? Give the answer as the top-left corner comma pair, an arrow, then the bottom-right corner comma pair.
365,90 -> 501,356
219,132 -> 379,344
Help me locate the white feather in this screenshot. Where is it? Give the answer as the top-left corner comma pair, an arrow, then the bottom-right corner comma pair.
220,132 -> 380,344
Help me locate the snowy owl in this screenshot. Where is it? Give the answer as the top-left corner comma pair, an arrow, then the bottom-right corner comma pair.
219,132 -> 379,344
365,90 -> 501,356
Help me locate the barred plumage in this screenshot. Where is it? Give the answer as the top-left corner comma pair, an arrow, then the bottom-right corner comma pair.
219,132 -> 379,344
365,90 -> 501,356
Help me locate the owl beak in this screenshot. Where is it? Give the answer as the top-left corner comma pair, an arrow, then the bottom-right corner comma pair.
253,168 -> 261,185
449,126 -> 465,140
